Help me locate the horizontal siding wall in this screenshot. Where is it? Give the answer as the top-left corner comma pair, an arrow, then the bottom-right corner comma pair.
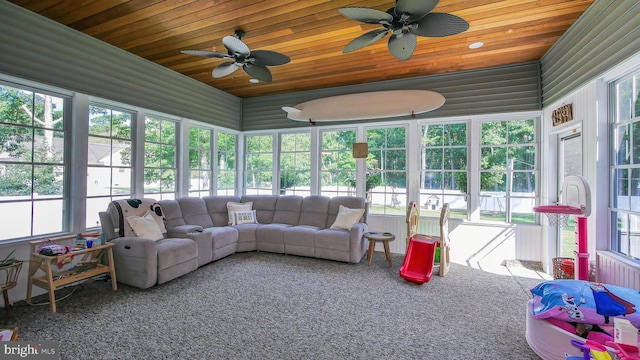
242,62 -> 541,131
541,0 -> 640,106
0,1 -> 241,130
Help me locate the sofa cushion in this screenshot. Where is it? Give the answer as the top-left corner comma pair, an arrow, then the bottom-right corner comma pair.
272,196 -> 303,225
241,195 -> 278,223
126,211 -> 164,241
284,226 -> 318,246
155,238 -> 198,284
203,196 -> 240,226
204,226 -> 239,249
257,224 -> 291,244
158,199 -> 186,230
177,197 -> 214,228
314,229 -> 351,252
298,196 -> 330,228
330,205 -> 365,230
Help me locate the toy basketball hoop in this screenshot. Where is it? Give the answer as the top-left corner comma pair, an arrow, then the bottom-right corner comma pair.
533,205 -> 582,228
533,175 -> 591,227
533,175 -> 592,281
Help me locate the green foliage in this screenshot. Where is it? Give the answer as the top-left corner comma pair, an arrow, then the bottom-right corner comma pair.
0,87 -> 65,196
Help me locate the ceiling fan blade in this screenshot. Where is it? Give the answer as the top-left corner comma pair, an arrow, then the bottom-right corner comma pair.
222,35 -> 251,56
251,50 -> 291,66
180,50 -> 230,59
343,29 -> 389,53
410,13 -> 470,37
212,62 -> 239,78
388,31 -> 417,60
395,0 -> 439,22
339,7 -> 393,24
243,63 -> 272,82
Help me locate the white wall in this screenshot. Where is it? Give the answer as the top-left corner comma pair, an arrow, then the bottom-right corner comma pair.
539,51 -> 640,276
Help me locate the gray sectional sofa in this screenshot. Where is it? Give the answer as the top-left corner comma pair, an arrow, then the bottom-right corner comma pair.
99,195 -> 369,289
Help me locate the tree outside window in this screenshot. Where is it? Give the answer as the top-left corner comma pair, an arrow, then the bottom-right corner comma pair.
320,130 -> 356,198
480,119 -> 536,223
86,105 -> 133,226
188,127 -> 211,197
217,132 -> 236,196
144,116 -> 177,200
366,126 -> 406,215
0,85 -> 67,240
611,71 -> 640,259
420,123 -> 467,219
245,135 -> 273,195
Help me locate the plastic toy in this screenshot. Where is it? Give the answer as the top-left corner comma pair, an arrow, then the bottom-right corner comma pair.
399,237 -> 437,284
566,339 -> 612,360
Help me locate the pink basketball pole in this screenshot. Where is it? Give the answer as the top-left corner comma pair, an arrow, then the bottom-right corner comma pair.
575,216 -> 588,280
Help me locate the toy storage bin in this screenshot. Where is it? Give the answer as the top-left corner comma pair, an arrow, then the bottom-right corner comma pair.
552,257 -> 575,279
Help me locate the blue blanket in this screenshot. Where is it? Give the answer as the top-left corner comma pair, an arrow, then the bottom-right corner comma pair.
531,280 -> 640,327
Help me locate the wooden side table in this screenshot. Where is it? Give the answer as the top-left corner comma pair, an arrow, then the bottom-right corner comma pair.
26,241 -> 117,313
364,232 -> 395,266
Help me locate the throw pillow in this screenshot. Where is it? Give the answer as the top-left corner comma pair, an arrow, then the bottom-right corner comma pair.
126,211 -> 164,241
230,210 -> 258,225
330,205 -> 365,230
226,201 -> 253,225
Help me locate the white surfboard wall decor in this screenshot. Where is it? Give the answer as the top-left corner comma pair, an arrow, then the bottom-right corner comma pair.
282,90 -> 445,123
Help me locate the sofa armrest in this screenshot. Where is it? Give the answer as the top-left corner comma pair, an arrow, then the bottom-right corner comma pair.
167,224 -> 204,235
99,211 -> 117,241
348,222 -> 369,263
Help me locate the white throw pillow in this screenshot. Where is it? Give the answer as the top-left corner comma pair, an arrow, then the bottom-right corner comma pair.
330,205 -> 365,230
126,211 -> 164,241
230,210 -> 258,225
227,201 -> 253,225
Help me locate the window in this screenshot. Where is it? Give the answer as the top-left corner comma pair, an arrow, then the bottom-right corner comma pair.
279,132 -> 311,196
144,115 -> 177,200
320,129 -> 357,198
245,134 -> 273,195
0,84 -> 68,240
480,118 -> 537,223
216,131 -> 236,196
611,69 -> 640,259
367,126 -> 406,215
86,105 -> 133,227
420,123 -> 467,218
188,127 -> 211,197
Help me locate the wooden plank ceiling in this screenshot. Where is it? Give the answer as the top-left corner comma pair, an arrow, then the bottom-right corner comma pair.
9,0 -> 594,98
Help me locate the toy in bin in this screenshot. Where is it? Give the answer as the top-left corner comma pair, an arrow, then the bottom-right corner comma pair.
566,339 -> 612,360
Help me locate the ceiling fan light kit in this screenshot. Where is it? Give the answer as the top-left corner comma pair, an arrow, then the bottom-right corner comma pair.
339,0 -> 469,60
181,30 -> 290,82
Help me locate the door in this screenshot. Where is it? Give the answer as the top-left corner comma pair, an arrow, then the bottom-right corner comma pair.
558,130 -> 582,257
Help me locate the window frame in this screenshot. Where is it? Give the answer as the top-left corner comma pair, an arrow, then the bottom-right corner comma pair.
365,125 -> 408,216
0,82 -> 71,240
85,103 -> 134,227
609,68 -> 640,259
143,114 -> 178,200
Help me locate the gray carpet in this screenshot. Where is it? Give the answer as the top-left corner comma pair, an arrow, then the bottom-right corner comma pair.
1,252 -> 543,359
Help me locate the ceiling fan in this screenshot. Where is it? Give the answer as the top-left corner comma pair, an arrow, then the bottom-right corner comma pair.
181,30 -> 291,82
339,0 -> 469,60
